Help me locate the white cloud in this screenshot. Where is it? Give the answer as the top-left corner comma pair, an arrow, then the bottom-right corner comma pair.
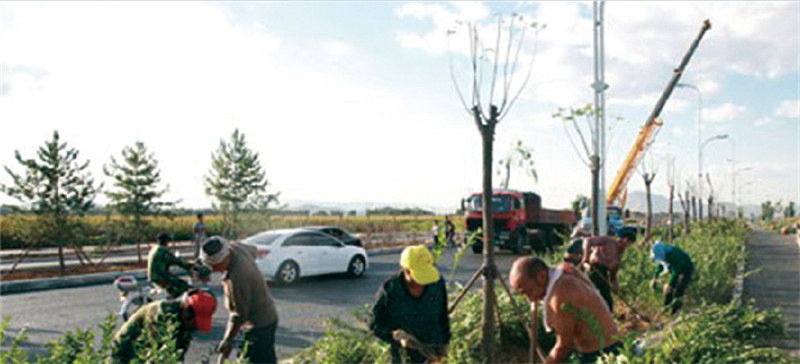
754,117 -> 773,127
322,41 -> 355,57
394,1 -> 798,117
774,99 -> 800,119
704,103 -> 747,123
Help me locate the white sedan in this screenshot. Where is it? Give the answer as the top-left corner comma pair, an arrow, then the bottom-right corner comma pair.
241,228 -> 369,285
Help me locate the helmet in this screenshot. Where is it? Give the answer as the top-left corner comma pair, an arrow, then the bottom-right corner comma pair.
184,290 -> 217,332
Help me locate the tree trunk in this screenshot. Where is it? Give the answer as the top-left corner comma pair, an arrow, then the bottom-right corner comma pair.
58,246 -> 66,272
668,185 -> 674,243
645,177 -> 653,238
691,196 -> 697,222
479,119 -> 497,363
134,215 -> 143,264
707,196 -> 714,221
590,155 -> 600,236
699,199 -> 704,220
683,191 -> 691,234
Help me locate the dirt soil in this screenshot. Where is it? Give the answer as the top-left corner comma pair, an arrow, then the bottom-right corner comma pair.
1,262 -> 147,281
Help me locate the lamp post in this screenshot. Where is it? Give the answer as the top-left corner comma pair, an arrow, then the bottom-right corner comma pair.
676,82 -> 703,217
700,133 -> 728,215
729,164 -> 752,214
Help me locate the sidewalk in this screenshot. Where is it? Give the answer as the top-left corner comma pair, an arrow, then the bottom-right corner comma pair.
742,230 -> 800,357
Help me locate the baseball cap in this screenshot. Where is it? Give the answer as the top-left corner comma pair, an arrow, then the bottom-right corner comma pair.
400,245 -> 440,285
185,291 -> 217,332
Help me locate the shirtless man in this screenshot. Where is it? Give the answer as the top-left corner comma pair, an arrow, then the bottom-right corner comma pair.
510,257 -> 622,363
579,227 -> 637,311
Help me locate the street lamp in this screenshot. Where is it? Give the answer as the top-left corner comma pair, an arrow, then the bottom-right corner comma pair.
700,134 -> 728,217
676,82 -> 703,217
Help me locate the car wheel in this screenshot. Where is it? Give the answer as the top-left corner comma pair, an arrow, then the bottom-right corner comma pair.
348,255 -> 366,278
277,261 -> 299,285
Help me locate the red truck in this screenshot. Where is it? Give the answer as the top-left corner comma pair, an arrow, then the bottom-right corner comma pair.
462,189 -> 577,254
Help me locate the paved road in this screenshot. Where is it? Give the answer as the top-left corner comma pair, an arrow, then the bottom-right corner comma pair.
742,230 -> 800,357
0,247 -> 525,362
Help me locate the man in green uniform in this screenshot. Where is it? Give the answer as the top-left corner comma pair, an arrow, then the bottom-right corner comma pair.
148,233 -> 194,298
110,290 -> 216,363
650,241 -> 695,314
370,245 -> 450,363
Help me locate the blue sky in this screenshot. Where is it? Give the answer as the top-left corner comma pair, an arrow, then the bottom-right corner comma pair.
1,2 -> 797,212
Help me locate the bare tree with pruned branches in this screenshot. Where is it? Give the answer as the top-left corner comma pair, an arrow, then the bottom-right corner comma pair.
637,151 -> 658,238
447,13 -> 544,361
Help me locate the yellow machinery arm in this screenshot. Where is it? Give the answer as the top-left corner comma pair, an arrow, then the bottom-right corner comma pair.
606,118 -> 663,206
605,19 -> 711,207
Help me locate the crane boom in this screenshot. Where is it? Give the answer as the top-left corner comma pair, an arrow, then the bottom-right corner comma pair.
605,19 -> 711,206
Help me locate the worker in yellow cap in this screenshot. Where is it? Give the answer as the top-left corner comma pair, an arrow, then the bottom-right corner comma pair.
370,245 -> 450,363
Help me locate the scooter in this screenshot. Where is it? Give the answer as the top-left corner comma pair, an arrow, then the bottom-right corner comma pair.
113,259 -> 212,321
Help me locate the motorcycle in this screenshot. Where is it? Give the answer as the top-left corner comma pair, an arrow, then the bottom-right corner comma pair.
113,258 -> 213,321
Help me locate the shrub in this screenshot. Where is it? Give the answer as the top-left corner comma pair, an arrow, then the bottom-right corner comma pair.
603,303 -> 798,363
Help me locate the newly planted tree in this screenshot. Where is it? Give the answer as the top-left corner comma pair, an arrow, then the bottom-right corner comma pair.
1,131 -> 100,271
205,129 -> 279,238
447,14 -> 543,360
637,150 -> 658,238
666,156 -> 677,242
104,141 -> 176,263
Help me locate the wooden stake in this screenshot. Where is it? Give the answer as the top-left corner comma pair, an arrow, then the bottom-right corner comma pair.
448,267 -> 483,314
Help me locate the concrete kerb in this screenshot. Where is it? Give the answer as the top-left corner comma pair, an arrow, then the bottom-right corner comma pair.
731,233 -> 747,307
0,245 -> 419,295
1,269 -> 147,295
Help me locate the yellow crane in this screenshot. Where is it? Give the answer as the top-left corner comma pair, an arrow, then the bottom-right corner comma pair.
605,19 -> 711,209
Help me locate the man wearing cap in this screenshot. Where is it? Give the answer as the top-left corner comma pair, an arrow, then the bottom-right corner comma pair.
201,236 -> 279,364
370,245 -> 450,363
110,289 -> 216,363
510,257 -> 621,364
579,227 -> 637,311
148,233 -> 194,298
650,241 -> 694,314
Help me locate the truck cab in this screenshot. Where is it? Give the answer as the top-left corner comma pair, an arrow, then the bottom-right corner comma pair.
463,189 -> 575,255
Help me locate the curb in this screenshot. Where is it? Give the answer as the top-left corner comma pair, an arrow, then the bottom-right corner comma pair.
1,245 -> 418,295
1,269 -> 147,295
732,234 -> 747,307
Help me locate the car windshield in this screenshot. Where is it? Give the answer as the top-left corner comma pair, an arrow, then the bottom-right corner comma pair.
467,194 -> 511,213
243,232 -> 282,246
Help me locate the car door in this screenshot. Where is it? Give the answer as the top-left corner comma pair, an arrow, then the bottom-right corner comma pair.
308,233 -> 347,274
280,233 -> 318,276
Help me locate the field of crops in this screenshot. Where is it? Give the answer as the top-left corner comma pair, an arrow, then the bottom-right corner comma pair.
0,214 -> 463,250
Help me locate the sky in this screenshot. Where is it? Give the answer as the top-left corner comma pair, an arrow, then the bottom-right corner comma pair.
1,1 -> 798,213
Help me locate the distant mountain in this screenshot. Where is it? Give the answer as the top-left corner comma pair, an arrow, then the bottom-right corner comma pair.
625,190 -> 761,217
283,199 -> 456,215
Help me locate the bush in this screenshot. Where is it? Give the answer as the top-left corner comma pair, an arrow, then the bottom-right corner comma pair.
0,313 -> 249,364
603,303 -> 799,363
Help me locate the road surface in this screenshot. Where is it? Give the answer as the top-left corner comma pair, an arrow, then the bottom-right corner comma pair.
1,247 -> 525,362
742,230 -> 800,357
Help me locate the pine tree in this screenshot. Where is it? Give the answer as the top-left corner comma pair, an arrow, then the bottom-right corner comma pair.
205,129 -> 278,238
104,141 -> 176,263
1,131 -> 100,271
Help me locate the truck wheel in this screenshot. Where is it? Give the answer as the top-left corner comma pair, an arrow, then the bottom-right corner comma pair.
471,240 -> 483,254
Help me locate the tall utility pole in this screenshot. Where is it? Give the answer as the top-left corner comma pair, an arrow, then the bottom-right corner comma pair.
592,0 -> 609,236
